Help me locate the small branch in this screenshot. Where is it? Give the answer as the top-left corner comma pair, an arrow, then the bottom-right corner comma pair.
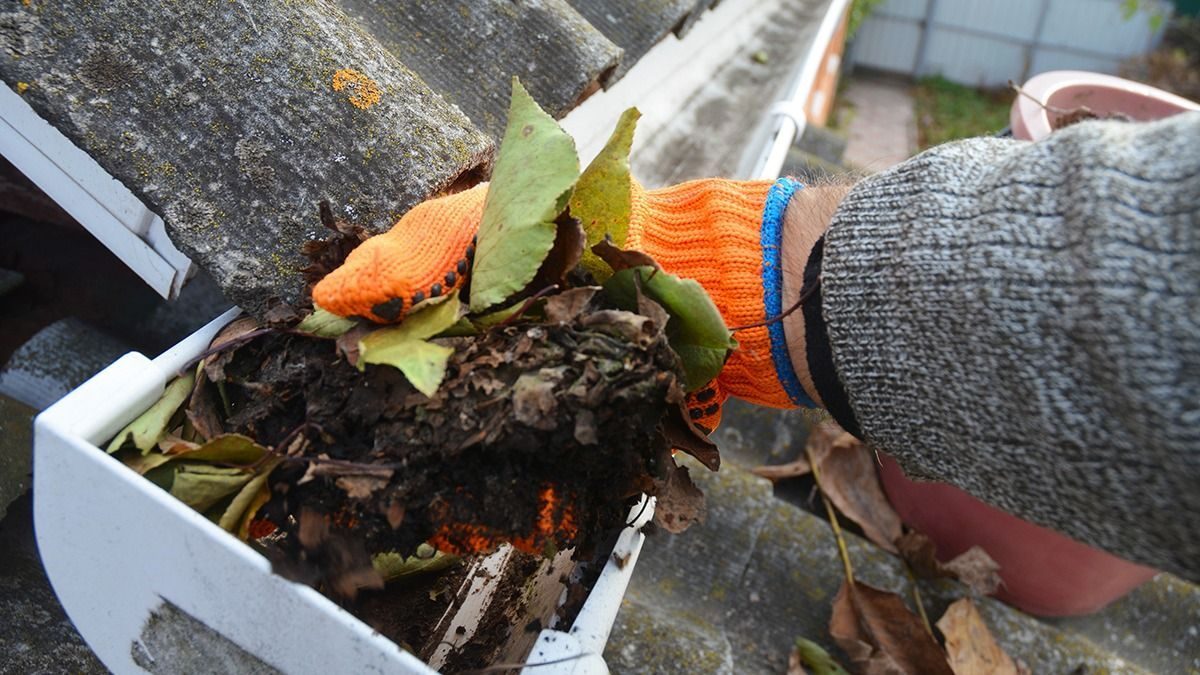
1008,80 -> 1084,117
805,442 -> 855,586
177,327 -> 278,377
497,284 -> 559,327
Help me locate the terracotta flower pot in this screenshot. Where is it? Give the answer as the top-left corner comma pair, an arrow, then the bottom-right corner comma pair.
878,454 -> 1156,616
1011,70 -> 1199,142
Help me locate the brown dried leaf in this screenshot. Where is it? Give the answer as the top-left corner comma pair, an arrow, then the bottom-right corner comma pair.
809,422 -> 901,553
896,530 -> 943,579
897,531 -> 1002,596
634,282 -> 670,337
943,547 -> 1003,596
592,236 -> 660,273
335,474 -> 393,500
652,458 -> 706,534
512,368 -> 565,430
263,301 -> 301,326
530,212 -> 586,290
751,457 -> 812,481
936,598 -> 1023,675
788,649 -> 809,675
661,401 -> 720,471
829,580 -> 954,675
335,323 -> 372,367
301,201 -> 369,290
544,286 -> 599,324
297,507 -> 329,549
386,500 -> 406,529
204,316 -> 260,382
186,369 -> 224,442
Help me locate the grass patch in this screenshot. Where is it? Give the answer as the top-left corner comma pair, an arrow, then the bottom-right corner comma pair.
913,76 -> 1011,150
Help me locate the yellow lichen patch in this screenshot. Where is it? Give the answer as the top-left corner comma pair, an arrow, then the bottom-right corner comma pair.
15,82 -> 30,95
331,68 -> 381,110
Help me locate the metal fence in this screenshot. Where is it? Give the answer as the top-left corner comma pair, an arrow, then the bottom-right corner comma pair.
847,0 -> 1170,86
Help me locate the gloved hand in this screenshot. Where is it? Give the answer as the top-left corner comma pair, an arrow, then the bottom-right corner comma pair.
313,176 -> 819,433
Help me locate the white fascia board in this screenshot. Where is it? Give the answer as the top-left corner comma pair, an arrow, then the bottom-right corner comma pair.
0,83 -> 192,299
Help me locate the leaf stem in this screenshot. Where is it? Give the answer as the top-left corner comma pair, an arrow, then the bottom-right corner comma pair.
904,562 -> 935,637
805,442 -> 855,586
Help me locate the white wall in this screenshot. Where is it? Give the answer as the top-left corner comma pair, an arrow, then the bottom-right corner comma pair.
848,0 -> 1170,86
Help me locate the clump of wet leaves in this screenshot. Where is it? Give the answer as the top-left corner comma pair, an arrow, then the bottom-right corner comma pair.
106,78 -> 732,599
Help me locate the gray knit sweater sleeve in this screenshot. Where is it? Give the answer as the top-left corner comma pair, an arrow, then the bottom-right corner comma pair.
821,112 -> 1200,579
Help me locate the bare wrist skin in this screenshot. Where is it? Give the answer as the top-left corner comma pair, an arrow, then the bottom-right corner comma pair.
781,183 -> 854,408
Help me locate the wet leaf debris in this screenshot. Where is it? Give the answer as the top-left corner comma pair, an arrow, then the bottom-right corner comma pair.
105,77 -> 732,618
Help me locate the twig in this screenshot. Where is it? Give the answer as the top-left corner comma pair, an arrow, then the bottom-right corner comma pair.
805,442 -> 855,586
904,562 -> 935,637
177,327 -> 278,377
1008,79 -> 1087,117
729,278 -> 819,332
498,284 -> 559,327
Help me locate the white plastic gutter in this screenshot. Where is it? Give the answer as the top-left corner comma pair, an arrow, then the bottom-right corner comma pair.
0,83 -> 192,299
751,0 -> 852,180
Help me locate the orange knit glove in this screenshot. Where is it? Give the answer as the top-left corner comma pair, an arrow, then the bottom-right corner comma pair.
314,183 -> 487,322
313,177 -> 816,431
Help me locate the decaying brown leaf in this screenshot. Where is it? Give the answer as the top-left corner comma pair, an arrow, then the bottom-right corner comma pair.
335,322 -> 372,367
751,457 -> 812,482
943,547 -> 1003,597
529,212 -> 586,290
897,531 -> 1003,596
592,236 -> 660,273
936,598 -> 1026,675
808,422 -> 902,553
829,580 -> 954,675
186,370 -> 224,442
660,401 -> 721,471
544,286 -> 599,324
301,200 -> 369,290
203,316 -> 261,382
336,474 -> 394,500
652,457 -> 706,534
789,649 -> 810,675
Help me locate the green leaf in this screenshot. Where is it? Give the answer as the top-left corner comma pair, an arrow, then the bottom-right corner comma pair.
794,638 -> 850,675
168,463 -> 255,513
571,108 -> 639,281
218,457 -> 281,533
297,306 -> 357,338
118,433 -> 266,476
372,544 -> 461,582
182,433 -> 269,464
106,373 -> 196,454
604,267 -> 735,391
359,296 -> 462,396
469,78 -> 579,312
471,301 -> 533,329
438,317 -> 479,337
